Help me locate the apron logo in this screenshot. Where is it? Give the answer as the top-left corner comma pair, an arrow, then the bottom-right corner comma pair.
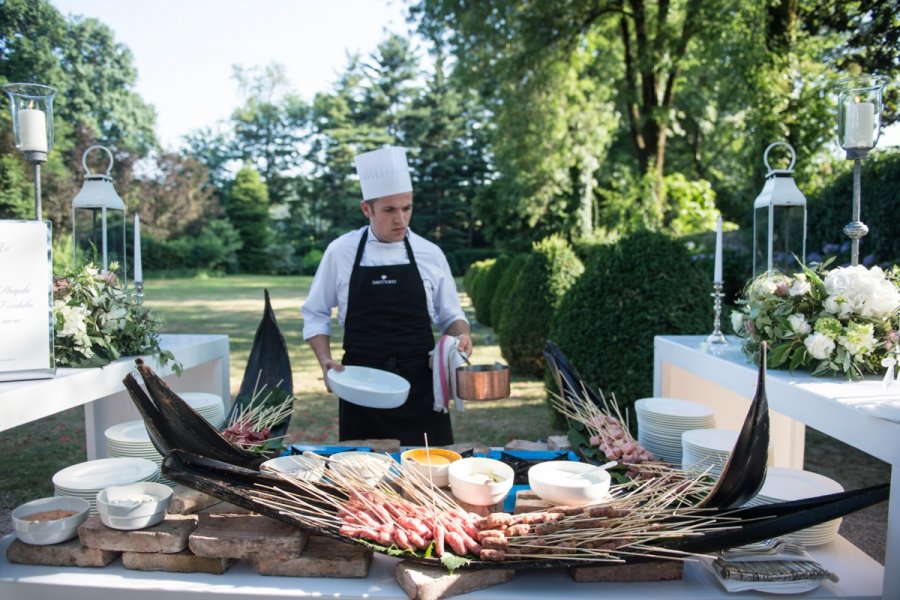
372,273 -> 398,286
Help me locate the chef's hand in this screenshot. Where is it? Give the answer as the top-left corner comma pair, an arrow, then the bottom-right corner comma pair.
321,359 -> 343,393
456,333 -> 473,357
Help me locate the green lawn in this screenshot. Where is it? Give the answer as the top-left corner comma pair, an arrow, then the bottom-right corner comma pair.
0,274 -> 561,510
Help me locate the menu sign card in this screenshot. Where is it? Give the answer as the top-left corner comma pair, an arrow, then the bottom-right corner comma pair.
0,220 -> 55,381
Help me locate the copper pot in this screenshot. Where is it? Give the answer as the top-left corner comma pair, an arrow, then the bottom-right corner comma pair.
456,363 -> 510,401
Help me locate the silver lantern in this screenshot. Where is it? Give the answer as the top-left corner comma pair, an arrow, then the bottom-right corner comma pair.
71,145 -> 127,283
752,142 -> 807,276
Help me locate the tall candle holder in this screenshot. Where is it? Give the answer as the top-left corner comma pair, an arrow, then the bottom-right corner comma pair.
134,281 -> 144,309
706,283 -> 727,345
836,76 -> 886,266
2,83 -> 56,221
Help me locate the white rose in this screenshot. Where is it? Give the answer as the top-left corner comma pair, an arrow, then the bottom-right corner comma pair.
824,265 -> 900,320
804,332 -> 836,360
788,313 -> 811,336
730,311 -> 744,333
823,295 -> 852,319
789,279 -> 811,297
100,305 -> 127,332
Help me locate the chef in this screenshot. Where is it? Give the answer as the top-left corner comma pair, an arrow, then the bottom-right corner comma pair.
302,146 -> 472,446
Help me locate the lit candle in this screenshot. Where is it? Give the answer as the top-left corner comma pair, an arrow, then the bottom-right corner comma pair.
844,97 -> 875,148
714,215 -> 723,284
18,104 -> 48,152
133,214 -> 142,282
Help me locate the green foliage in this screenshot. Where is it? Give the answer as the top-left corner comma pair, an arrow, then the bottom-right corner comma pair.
498,237 -> 584,377
549,231 -> 709,419
490,254 -> 528,335
226,166 -> 272,273
143,220 -> 242,275
473,254 -> 514,327
445,248 -> 497,277
0,154 -> 34,219
662,174 -> 720,237
806,150 -> 900,265
300,248 -> 324,275
463,259 -> 494,301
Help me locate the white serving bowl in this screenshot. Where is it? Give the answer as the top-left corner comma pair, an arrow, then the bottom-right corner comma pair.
528,461 -> 612,506
447,457 -> 514,506
12,496 -> 90,545
329,451 -> 394,486
261,453 -> 327,482
326,366 -> 410,409
96,481 -> 172,530
401,448 -> 462,488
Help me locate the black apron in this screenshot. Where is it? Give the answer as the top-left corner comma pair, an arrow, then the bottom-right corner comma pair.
339,229 -> 453,446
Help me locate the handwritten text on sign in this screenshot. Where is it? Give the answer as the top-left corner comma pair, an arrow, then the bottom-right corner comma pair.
0,221 -> 53,373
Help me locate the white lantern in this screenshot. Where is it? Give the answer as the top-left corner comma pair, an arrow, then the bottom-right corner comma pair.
71,145 -> 127,283
752,142 -> 807,276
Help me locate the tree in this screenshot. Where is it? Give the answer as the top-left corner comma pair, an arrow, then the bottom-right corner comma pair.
226,166 -> 271,273
0,0 -> 157,229
230,63 -> 310,197
128,153 -> 220,241
404,35 -> 490,250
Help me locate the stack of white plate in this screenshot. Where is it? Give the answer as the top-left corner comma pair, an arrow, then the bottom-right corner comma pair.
181,392 -> 226,429
681,428 -> 775,478
635,397 -> 715,465
105,420 -> 175,487
744,467 -> 844,547
52,457 -> 160,513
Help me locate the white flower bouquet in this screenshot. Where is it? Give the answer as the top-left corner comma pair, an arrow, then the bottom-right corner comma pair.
732,261 -> 900,378
53,263 -> 178,371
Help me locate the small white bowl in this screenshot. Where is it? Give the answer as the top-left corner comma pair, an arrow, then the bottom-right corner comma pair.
12,496 -> 90,545
329,451 -> 394,485
528,461 -> 611,506
401,448 -> 462,487
326,366 -> 410,409
261,453 -> 326,482
448,457 -> 514,506
97,482 -> 172,530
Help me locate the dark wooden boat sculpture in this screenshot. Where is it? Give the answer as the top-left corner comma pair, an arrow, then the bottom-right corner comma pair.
123,341 -> 889,571
227,289 -> 294,439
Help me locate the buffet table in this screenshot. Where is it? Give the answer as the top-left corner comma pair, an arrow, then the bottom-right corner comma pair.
653,335 -> 899,599
0,334 -> 230,460
0,533 -> 883,599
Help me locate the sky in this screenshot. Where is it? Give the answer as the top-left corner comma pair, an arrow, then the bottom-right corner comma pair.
49,0 -> 898,152
51,0 -> 415,150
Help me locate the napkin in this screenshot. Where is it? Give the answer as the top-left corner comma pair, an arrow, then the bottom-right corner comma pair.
431,334 -> 467,413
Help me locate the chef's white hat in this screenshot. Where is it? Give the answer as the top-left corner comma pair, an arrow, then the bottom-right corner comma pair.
354,146 -> 412,200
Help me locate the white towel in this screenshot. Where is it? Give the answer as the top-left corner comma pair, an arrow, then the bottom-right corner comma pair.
431,335 -> 467,413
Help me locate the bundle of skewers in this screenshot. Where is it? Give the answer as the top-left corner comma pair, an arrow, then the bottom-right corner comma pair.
246,454 -> 724,566
126,340 -> 890,572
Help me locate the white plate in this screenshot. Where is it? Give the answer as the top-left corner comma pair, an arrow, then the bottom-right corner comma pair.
53,458 -> 159,491
755,467 -> 844,502
327,366 -> 409,409
682,428 -> 738,453
636,397 -> 715,419
105,420 -> 151,444
180,392 -> 223,409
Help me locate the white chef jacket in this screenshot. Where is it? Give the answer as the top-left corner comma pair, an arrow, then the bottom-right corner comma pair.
302,226 -> 467,341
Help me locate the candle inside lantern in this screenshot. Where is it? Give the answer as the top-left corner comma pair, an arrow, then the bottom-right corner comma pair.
18,103 -> 48,152
844,97 -> 875,148
134,214 -> 142,282
714,215 -> 723,284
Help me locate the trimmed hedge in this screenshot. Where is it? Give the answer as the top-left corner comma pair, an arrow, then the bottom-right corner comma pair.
498,237 -> 584,377
463,259 -> 494,302
548,230 -> 709,421
490,254 -> 529,335
447,248 -> 498,277
806,149 -> 900,265
473,254 -> 515,327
